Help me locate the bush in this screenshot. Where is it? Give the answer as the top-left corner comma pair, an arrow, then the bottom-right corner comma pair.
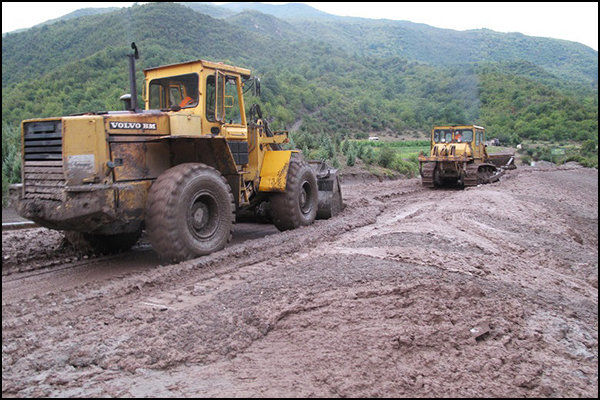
2,124 -> 22,206
361,147 -> 375,165
565,154 -> 598,168
391,157 -> 419,177
332,156 -> 341,169
341,140 -> 350,155
377,147 -> 395,168
581,139 -> 597,156
521,155 -> 531,165
346,150 -> 356,167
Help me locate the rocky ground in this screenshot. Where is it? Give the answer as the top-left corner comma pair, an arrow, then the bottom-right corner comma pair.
2,165 -> 598,397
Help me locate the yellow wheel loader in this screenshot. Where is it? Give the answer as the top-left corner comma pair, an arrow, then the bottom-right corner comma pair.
15,43 -> 343,261
418,125 -> 515,188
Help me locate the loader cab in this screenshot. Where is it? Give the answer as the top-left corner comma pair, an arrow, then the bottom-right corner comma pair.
147,73 -> 199,110
143,60 -> 250,139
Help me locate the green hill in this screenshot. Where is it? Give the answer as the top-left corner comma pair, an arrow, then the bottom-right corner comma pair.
2,2 -> 597,145
2,7 -> 120,37
179,3 -> 598,85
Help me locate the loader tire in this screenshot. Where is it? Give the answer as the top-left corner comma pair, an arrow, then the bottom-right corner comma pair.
64,230 -> 141,254
146,163 -> 235,262
270,157 -> 318,231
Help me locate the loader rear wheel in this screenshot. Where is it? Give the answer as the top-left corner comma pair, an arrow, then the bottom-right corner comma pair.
146,163 -> 235,262
64,230 -> 141,254
270,157 -> 318,231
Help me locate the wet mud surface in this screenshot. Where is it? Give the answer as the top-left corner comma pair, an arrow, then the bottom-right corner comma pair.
2,165 -> 598,397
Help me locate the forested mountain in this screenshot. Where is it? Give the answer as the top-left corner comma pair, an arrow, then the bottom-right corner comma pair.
2,2 -> 597,146
183,2 -> 598,86
183,2 -> 335,20
1,7 -> 119,36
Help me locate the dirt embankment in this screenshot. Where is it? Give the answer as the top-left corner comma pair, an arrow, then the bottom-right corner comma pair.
2,165 -> 598,397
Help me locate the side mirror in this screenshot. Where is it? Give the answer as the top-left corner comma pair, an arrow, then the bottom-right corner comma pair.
251,77 -> 261,97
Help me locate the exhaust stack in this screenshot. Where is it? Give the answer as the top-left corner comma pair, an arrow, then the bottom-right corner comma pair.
127,42 -> 139,111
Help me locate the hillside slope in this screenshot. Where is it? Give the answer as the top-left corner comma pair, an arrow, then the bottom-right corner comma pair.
2,2 -> 597,146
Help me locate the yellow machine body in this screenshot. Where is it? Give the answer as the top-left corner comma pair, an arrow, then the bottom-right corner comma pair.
16,59 -> 301,234
418,124 -> 488,164
417,124 -> 514,187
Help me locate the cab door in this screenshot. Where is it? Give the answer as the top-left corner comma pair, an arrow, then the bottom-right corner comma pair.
220,74 -> 247,140
473,129 -> 485,159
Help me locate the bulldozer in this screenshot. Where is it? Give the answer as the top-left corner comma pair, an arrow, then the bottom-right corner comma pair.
15,43 -> 343,261
418,124 -> 515,188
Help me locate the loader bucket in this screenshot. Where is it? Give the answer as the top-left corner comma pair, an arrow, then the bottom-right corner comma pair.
308,160 -> 344,219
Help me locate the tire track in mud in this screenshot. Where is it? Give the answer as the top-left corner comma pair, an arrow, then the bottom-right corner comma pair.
2,167 -> 598,397
2,181 -> 397,397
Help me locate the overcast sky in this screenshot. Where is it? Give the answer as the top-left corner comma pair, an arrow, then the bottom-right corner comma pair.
2,2 -> 598,50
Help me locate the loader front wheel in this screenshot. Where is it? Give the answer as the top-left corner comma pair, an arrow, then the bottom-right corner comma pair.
146,163 -> 235,262
270,157 -> 318,231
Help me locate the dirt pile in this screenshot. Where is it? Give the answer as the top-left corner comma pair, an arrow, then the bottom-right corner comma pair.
2,165 -> 597,397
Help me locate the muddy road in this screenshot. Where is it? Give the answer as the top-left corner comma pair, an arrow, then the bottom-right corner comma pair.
2,165 -> 598,397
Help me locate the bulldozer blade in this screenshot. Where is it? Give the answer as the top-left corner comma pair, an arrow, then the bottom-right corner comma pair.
502,156 -> 516,170
488,152 -> 516,170
487,168 -> 504,183
308,161 -> 344,219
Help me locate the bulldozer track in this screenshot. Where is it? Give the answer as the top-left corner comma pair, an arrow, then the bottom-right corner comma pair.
420,162 -> 436,187
464,163 -> 504,187
463,163 -> 480,187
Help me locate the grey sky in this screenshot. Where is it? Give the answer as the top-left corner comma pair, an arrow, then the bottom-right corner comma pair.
2,2 -> 598,50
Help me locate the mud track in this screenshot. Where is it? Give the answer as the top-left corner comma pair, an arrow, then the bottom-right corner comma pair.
2,165 -> 598,397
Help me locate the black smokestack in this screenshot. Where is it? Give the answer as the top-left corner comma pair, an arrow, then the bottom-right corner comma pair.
127,42 -> 139,111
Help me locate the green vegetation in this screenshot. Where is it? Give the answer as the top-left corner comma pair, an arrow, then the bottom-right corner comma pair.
516,141 -> 598,168
1,2 -> 598,205
2,124 -> 21,206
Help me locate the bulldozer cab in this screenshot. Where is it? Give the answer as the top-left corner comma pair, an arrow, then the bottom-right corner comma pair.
431,125 -> 486,158
421,124 -> 512,189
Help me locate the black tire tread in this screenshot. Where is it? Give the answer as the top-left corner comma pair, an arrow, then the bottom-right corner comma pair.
145,163 -> 235,262
270,156 -> 318,231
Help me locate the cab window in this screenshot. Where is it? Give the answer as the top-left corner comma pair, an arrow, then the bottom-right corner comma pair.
168,86 -> 182,107
224,76 -> 242,124
206,75 -> 216,121
477,130 -> 485,144
454,129 -> 473,143
206,73 -> 243,124
434,129 -> 452,143
206,73 -> 226,122
148,73 -> 198,110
